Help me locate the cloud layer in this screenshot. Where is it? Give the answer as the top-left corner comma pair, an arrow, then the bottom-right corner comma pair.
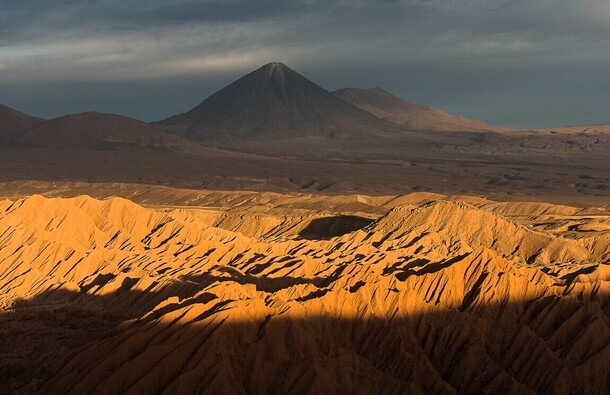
1,0 -> 609,127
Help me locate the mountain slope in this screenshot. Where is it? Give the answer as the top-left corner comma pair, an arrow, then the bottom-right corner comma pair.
155,62 -> 401,141
19,112 -> 201,151
0,104 -> 44,145
333,87 -> 506,132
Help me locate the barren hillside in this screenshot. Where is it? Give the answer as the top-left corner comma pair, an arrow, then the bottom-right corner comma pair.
19,112 -> 201,152
333,87 -> 506,132
1,192 -> 608,394
0,104 -> 44,145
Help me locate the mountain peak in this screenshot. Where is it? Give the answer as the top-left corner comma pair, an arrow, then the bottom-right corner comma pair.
263,62 -> 288,70
371,87 -> 388,93
156,63 -> 396,141
257,62 -> 292,81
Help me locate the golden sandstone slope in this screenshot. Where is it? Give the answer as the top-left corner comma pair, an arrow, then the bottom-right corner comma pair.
0,192 -> 609,394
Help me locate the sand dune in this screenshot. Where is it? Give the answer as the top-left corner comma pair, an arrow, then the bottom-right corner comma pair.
1,192 -> 608,393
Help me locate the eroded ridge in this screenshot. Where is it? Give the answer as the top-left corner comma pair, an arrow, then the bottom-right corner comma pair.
0,194 -> 609,394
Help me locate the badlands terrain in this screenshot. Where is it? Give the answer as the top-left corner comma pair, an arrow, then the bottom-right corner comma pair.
0,62 -> 609,393
0,184 -> 608,394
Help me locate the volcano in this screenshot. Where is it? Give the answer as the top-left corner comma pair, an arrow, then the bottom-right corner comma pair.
333,87 -> 506,132
0,104 -> 44,145
156,62 -> 400,141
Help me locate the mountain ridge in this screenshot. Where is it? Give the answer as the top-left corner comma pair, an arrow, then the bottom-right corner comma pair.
333,87 -> 507,132
18,111 -> 202,152
0,104 -> 45,145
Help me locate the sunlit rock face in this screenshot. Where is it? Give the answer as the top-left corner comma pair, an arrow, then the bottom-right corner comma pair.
0,192 -> 609,394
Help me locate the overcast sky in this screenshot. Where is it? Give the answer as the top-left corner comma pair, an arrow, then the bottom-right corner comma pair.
1,0 -> 609,128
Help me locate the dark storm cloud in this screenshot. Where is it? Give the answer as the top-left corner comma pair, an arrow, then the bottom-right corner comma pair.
0,0 -> 609,127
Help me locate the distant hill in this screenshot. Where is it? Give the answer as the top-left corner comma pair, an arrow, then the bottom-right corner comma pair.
535,123 -> 610,134
19,112 -> 201,151
0,104 -> 44,145
155,62 -> 401,141
333,87 -> 506,132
